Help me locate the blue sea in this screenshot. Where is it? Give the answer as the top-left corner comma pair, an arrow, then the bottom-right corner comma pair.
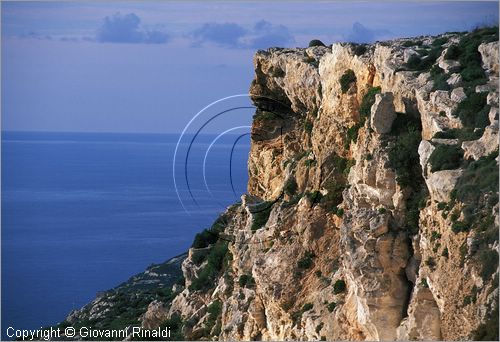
1,131 -> 250,338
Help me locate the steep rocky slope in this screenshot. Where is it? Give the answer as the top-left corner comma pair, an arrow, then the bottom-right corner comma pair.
61,28 -> 499,341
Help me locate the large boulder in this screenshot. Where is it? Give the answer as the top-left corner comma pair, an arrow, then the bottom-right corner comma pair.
370,92 -> 397,134
424,169 -> 463,202
479,41 -> 499,74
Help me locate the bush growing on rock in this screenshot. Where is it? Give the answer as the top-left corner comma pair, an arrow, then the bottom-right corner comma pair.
433,127 -> 483,141
453,92 -> 490,129
298,251 -> 315,269
333,279 -> 346,294
238,274 -> 255,288
251,201 -> 273,231
428,144 -> 464,172
303,119 -> 313,134
284,178 -> 298,196
359,87 -> 381,119
308,39 -> 326,47
353,44 -> 367,56
327,302 -> 337,312
302,303 -> 314,311
339,69 -> 356,93
253,110 -> 279,122
189,241 -> 229,291
388,112 -> 426,235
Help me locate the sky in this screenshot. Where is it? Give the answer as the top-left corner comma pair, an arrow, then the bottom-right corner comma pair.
1,1 -> 498,133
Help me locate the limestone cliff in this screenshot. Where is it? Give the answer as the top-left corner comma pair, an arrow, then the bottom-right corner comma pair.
164,28 -> 499,341
61,28 -> 499,341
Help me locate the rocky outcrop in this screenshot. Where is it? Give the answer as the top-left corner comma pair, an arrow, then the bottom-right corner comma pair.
164,29 -> 499,341
479,41 -> 499,73
61,28 -> 499,341
371,93 -> 397,134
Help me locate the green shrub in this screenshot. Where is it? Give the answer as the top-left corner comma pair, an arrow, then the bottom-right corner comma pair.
204,300 -> 222,337
314,270 -> 322,278
453,150 -> 498,206
192,216 -> 227,248
455,222 -> 471,239
406,55 -> 422,70
303,120 -> 313,134
309,39 -> 326,47
431,231 -> 442,242
339,69 -> 356,93
302,303 -> 314,311
345,123 -> 362,147
388,114 -> 427,234
433,127 -> 483,141
335,208 -> 344,217
432,36 -> 449,46
284,178 -> 298,196
333,279 -> 346,294
327,302 -> 337,312
437,202 -> 447,210
353,44 -> 367,56
298,251 -> 315,269
479,249 -> 498,280
343,160 -> 355,178
251,201 -> 273,231
359,86 -> 381,119
425,257 -> 436,270
192,229 -> 219,249
430,65 -> 450,91
445,44 -> 461,59
442,247 -> 449,258
159,314 -> 184,340
238,274 -> 255,288
304,159 -> 317,167
390,112 -> 422,136
432,73 -> 450,91
421,278 -> 429,288
452,27 -> 497,89
459,243 -> 468,266
189,241 -> 229,291
402,39 -> 423,47
388,127 -> 422,188
191,250 -> 208,265
428,144 -> 463,172
378,207 -> 386,214
453,92 -> 490,129
253,110 -> 278,121
291,302 -> 315,324
405,45 -> 443,71
343,86 -> 381,149
321,180 -> 344,209
305,190 -> 323,204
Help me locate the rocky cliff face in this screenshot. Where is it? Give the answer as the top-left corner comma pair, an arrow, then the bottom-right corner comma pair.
162,28 -> 499,341
62,28 -> 499,341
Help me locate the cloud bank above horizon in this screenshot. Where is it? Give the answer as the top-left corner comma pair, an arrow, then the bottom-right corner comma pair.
2,1 -> 498,133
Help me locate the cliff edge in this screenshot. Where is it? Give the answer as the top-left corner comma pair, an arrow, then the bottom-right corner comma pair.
61,27 -> 499,341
